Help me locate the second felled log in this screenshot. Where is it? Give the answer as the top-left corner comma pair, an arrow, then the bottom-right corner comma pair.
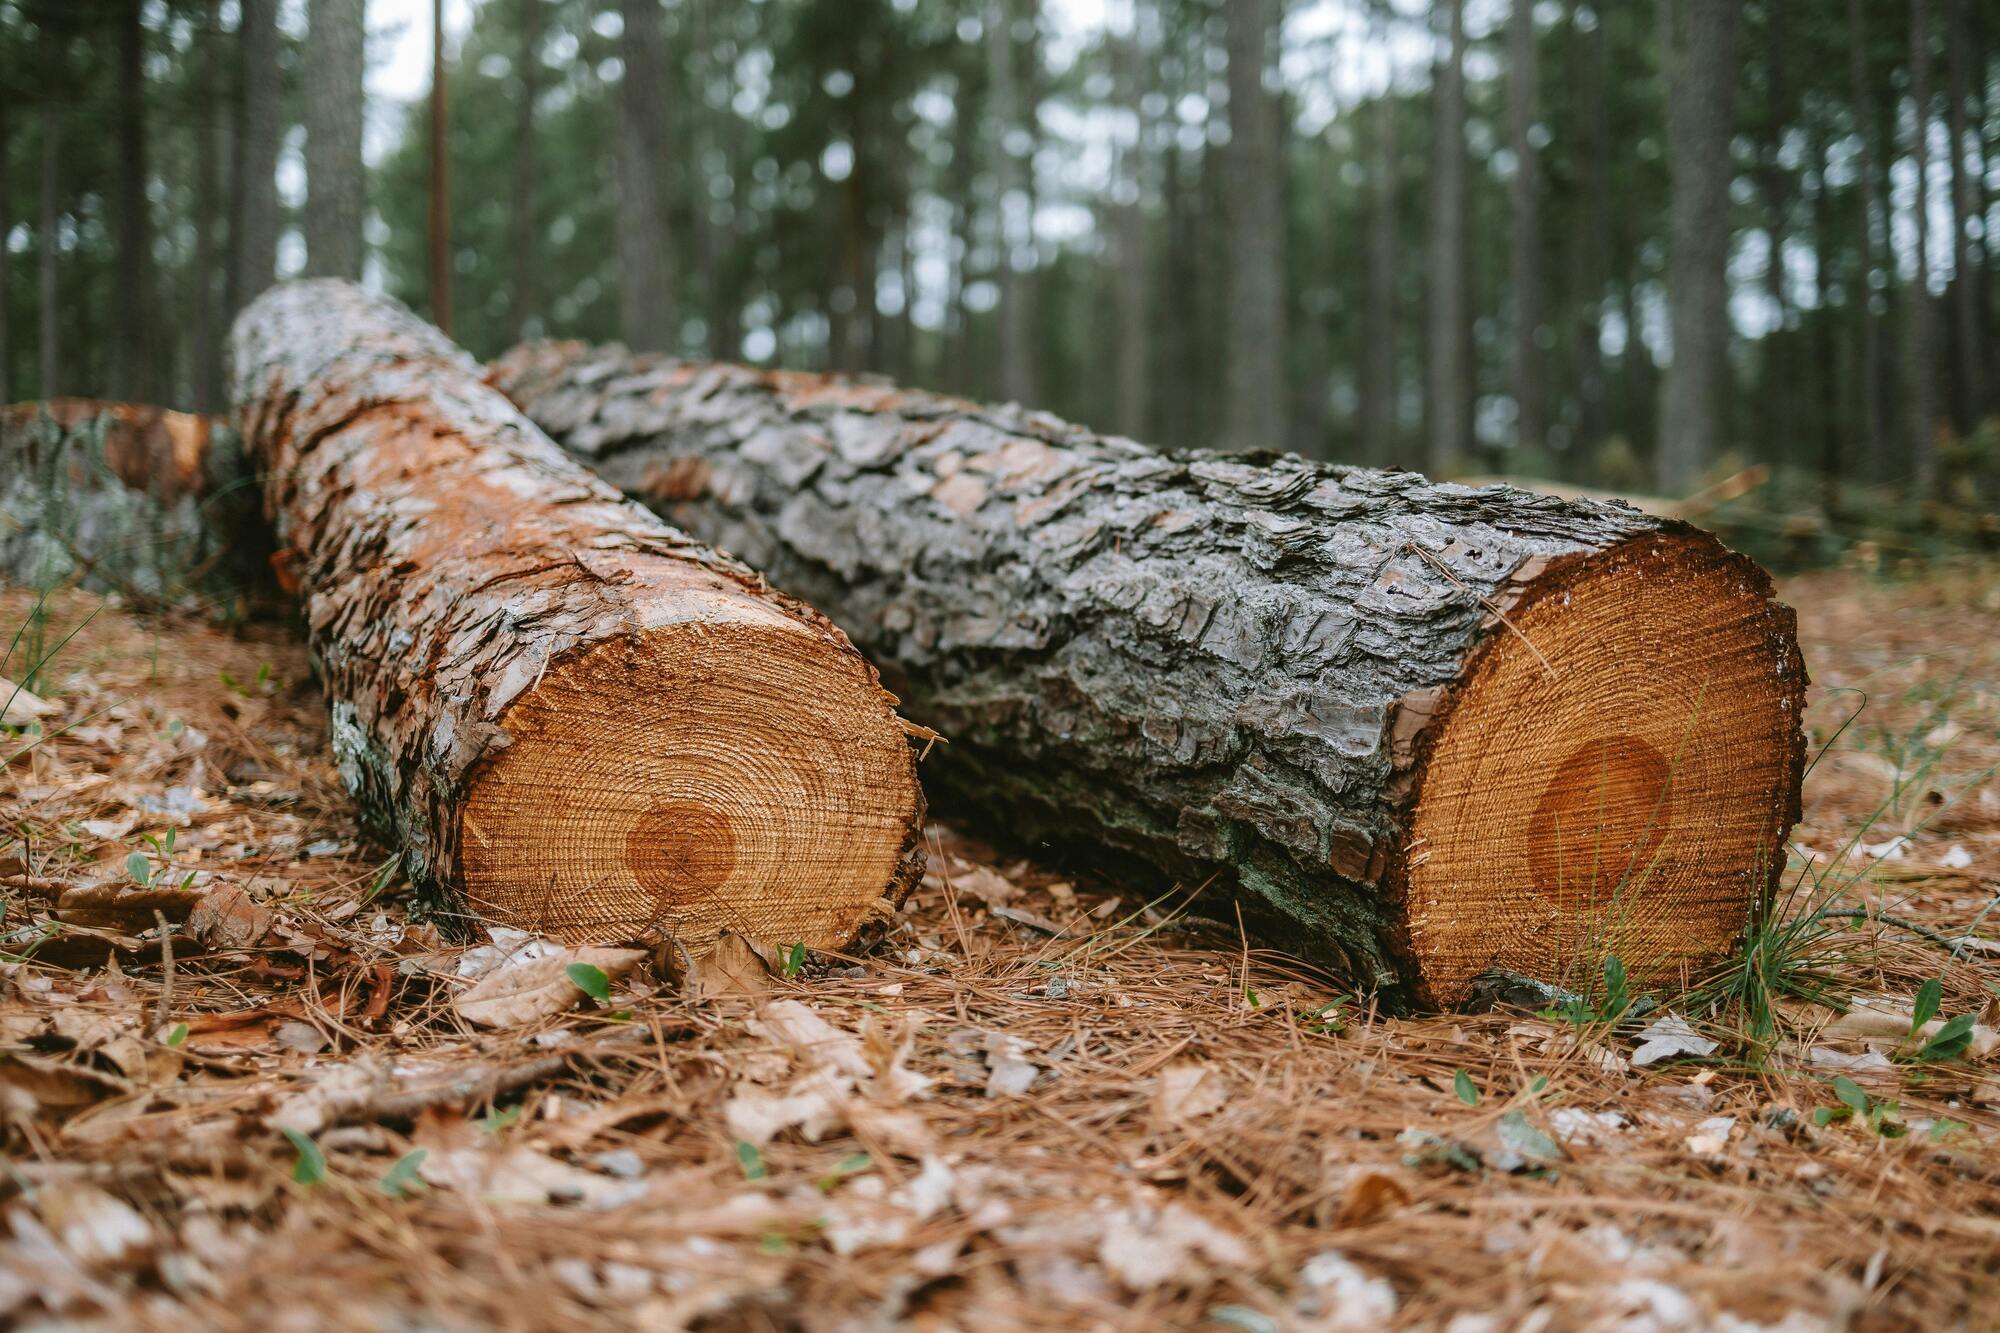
229,282 -> 924,950
495,342 -> 1809,1010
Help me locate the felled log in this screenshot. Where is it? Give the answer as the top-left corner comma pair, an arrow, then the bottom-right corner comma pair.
494,342 -> 1809,1009
0,400 -> 265,610
229,283 -> 925,949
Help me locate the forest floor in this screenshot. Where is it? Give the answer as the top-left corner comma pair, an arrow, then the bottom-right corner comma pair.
0,561 -> 1996,1332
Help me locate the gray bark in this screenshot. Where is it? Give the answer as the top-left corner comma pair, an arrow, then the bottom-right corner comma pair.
1222,0 -> 1287,453
988,0 -> 1038,405
229,0 -> 281,316
615,0 -> 675,353
493,341 -> 1804,1008
1656,0 -> 1741,494
190,0 -> 225,413
1113,18 -> 1149,441
1507,0 -> 1542,454
1426,0 -> 1470,475
304,0 -> 367,281
36,21 -> 62,400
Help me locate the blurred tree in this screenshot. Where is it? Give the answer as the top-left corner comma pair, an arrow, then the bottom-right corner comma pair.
1506,0 -> 1541,454
1907,0 -> 1937,498
305,0 -> 366,280
1222,0 -> 1284,452
1657,0 -> 1740,493
1426,0 -> 1469,475
615,0 -> 674,351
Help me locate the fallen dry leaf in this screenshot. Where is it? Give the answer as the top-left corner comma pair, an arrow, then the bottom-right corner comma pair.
453,946 -> 647,1028
185,884 -> 274,950
1154,1061 -> 1230,1123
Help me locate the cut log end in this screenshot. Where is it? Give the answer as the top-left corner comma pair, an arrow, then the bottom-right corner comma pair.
458,615 -> 924,951
1403,530 -> 1806,1007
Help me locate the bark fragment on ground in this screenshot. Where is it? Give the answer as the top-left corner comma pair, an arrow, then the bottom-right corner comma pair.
229,282 -> 924,950
495,343 -> 1808,1007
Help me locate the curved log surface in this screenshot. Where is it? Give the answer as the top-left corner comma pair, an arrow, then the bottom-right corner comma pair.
494,341 -> 1808,1008
229,282 -> 925,950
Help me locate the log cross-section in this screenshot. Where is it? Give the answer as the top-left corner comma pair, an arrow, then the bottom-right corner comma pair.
230,282 -> 924,949
494,342 -> 1809,1009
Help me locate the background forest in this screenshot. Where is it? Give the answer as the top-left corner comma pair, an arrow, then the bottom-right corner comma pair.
1,0 -> 1996,530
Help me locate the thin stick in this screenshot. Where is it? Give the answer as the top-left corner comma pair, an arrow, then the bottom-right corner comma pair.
1405,542 -> 1558,679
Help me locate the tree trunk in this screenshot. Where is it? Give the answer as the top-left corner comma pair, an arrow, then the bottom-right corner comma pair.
494,341 -> 1808,1011
1656,0 -> 1741,495
37,17 -> 64,400
1945,0 -> 1983,427
988,0 -> 1038,405
509,0 -> 542,340
112,0 -> 155,403
1847,0 -> 1888,482
1506,0 -> 1542,454
1360,61 -> 1398,468
1222,0 -> 1286,453
1907,0 -> 1939,499
0,80 -> 10,406
304,0 -> 367,282
0,400 -> 262,609
190,0 -> 226,413
1565,0 -> 1609,461
427,0 -> 452,336
615,0 -> 675,353
230,281 -> 924,949
1758,1 -> 1791,473
1113,15 -> 1149,441
230,0 -> 280,321
1426,0 -> 1470,476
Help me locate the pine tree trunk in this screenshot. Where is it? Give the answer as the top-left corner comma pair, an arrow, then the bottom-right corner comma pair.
494,341 -> 1808,1010
0,82 -> 11,406
229,0 -> 280,317
509,0 -> 542,340
1565,0 -> 1609,461
1426,0 -> 1470,476
1945,0 -> 1982,428
614,0 -> 674,353
1506,0 -> 1542,454
36,18 -> 63,400
988,0 -> 1037,406
1360,67 -> 1398,467
1222,0 -> 1286,453
230,282 -> 924,950
112,0 -> 155,403
1908,0 -> 1939,499
1847,0 -> 1889,483
1656,0 -> 1741,494
304,0 -> 367,282
190,0 -> 226,413
1113,16 -> 1149,442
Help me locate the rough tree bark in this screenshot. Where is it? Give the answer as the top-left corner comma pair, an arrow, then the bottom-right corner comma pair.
0,401 -> 262,610
494,341 -> 1808,1010
230,282 -> 924,950
304,0 -> 367,281
1657,0 -> 1741,495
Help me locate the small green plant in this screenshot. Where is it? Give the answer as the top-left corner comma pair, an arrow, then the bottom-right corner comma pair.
164,1022 -> 188,1048
282,1128 -> 328,1185
736,1140 -> 767,1181
360,854 -> 403,904
1541,956 -> 1634,1027
782,942 -> 807,978
127,828 -> 196,891
567,962 -> 612,1004
815,1152 -> 872,1192
1453,1070 -> 1479,1106
1897,978 -> 1980,1064
379,1149 -> 428,1198
1302,996 -> 1350,1035
1812,1075 -> 1905,1137
477,1104 -> 523,1135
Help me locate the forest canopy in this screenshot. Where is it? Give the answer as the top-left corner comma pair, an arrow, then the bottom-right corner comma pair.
1,0 -> 1995,513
